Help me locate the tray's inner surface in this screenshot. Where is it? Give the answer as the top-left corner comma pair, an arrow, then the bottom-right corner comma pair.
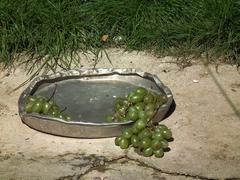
33,75 -> 162,123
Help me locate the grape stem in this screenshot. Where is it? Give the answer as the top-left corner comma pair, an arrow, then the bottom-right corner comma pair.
60,107 -> 67,113
147,114 -> 158,129
147,121 -> 155,130
48,84 -> 57,102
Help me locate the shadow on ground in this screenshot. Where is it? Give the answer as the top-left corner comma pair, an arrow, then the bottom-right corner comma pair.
205,65 -> 240,120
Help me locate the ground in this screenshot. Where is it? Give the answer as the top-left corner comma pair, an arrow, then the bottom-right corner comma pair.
0,49 -> 240,180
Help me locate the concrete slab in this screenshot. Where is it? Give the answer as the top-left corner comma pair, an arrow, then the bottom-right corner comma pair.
80,158 -> 196,180
0,48 -> 240,179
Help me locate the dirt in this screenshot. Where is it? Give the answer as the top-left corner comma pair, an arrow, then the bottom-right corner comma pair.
0,48 -> 240,180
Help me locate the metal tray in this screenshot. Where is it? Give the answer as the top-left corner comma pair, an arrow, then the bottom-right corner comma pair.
18,68 -> 173,138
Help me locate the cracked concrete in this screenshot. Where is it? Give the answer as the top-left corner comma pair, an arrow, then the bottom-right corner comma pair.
0,48 -> 240,180
80,158 -> 200,180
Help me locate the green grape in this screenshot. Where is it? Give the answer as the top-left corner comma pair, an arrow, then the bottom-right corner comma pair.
126,111 -> 138,121
106,115 -> 114,123
138,128 -> 152,139
143,147 -> 153,157
31,101 -> 43,113
132,124 -> 139,134
161,140 -> 169,149
42,101 -> 54,115
51,104 -> 60,111
128,106 -> 138,113
48,109 -> 60,117
138,110 -> 148,120
154,128 -> 162,133
144,117 -> 151,122
162,129 -> 172,140
119,115 -> 127,122
131,135 -> 139,147
157,124 -> 168,130
122,117 -> 129,122
26,96 -> 37,103
151,139 -> 162,150
152,92 -> 159,100
134,103 -> 144,111
145,110 -> 155,118
24,102 -> 34,113
115,97 -> 124,105
139,137 -> 151,149
122,99 -> 130,106
36,96 -> 47,103
143,94 -> 154,104
127,92 -> 135,101
130,94 -> 144,103
119,138 -> 130,149
58,114 -> 64,119
122,128 -> 133,139
144,103 -> 155,111
135,119 -> 147,130
156,94 -> 166,105
114,112 -> 123,121
154,148 -> 164,158
117,106 -> 127,116
155,125 -> 168,133
115,102 -> 122,111
135,87 -> 147,96
158,95 -> 167,104
115,136 -> 122,146
64,115 -> 72,121
152,132 -> 164,141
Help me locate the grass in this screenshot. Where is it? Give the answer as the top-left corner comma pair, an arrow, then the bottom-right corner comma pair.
0,0 -> 240,75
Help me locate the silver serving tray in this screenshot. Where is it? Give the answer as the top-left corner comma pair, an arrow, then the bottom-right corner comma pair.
18,68 -> 173,138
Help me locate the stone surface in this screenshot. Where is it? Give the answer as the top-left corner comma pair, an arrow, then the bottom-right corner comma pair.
80,158 -> 196,180
0,48 -> 240,179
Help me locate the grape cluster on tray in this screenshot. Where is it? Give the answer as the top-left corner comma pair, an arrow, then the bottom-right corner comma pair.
24,95 -> 71,121
105,87 -> 167,123
106,87 -> 173,158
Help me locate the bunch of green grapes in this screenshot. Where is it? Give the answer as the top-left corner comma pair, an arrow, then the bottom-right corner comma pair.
24,95 -> 71,121
115,124 -> 172,157
106,87 -> 172,157
105,87 -> 167,123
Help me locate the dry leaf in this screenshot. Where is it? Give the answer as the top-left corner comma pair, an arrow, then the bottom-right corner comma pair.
101,34 -> 109,42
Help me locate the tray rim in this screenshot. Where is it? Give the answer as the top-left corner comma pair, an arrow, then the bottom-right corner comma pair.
18,68 -> 173,126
